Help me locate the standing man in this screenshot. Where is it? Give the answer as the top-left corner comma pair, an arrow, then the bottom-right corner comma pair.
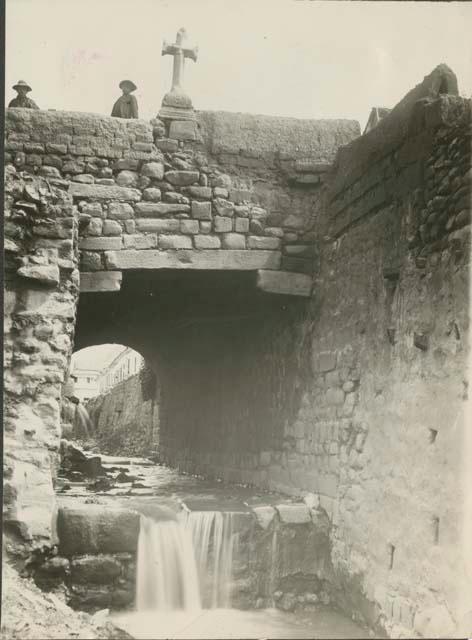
111,80 -> 139,119
8,81 -> 39,109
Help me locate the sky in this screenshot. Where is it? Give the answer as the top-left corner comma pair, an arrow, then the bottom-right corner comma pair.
71,344 -> 128,372
5,0 -> 472,130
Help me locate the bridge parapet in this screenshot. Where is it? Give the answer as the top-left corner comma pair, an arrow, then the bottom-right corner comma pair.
5,108 -> 359,297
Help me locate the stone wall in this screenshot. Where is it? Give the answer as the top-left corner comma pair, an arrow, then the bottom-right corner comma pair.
156,92 -> 472,636
86,366 -> 159,457
5,108 -> 359,297
4,168 -> 80,543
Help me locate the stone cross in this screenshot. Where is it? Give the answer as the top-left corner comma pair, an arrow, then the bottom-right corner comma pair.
162,28 -> 198,92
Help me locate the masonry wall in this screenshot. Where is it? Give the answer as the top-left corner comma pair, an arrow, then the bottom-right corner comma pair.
157,95 -> 472,637
85,366 -> 159,457
4,169 -> 80,543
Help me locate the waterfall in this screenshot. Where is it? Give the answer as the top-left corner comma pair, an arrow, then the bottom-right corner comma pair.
135,511 -> 238,613
74,403 -> 92,439
136,515 -> 201,612
184,511 -> 238,609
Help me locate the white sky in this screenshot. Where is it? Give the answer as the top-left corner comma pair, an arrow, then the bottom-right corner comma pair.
71,344 -> 128,372
6,0 -> 472,130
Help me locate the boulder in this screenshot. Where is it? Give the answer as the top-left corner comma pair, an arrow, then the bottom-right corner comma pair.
275,503 -> 311,524
57,505 -> 140,556
70,555 -> 122,584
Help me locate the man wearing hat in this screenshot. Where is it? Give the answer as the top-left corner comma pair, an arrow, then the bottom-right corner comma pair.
111,80 -> 139,119
9,81 -> 39,109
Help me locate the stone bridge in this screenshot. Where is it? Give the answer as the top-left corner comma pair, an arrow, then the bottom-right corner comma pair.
4,64 -> 472,637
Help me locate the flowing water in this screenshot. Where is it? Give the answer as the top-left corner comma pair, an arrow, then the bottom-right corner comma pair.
74,403 -> 92,439
136,510 -> 238,613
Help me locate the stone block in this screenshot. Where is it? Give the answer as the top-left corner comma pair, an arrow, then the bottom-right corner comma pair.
57,506 -> 140,556
317,351 -> 337,372
214,216 -> 232,233
80,271 -> 122,292
264,227 -> 284,238
103,220 -> 122,236
80,251 -> 102,271
187,186 -> 212,200
17,264 -> 60,287
158,235 -> 193,250
108,202 -> 134,220
142,188 -> 162,202
114,158 -> 139,172
180,220 -> 199,234
169,120 -> 197,141
252,506 -> 277,530
284,244 -> 314,257
194,235 -> 221,249
222,233 -> 246,249
87,218 -> 103,236
69,183 -> 141,202
213,187 -> 228,198
213,198 -> 234,217
135,218 -> 180,233
325,388 -> 345,406
192,201 -> 212,220
282,256 -> 312,274
123,234 -> 157,249
235,217 -> 250,233
248,236 -> 281,250
256,270 -> 312,297
155,139 -> 179,153
141,162 -> 165,180
104,249 -> 281,271
72,174 -> 94,184
135,202 -> 190,216
275,503 -> 311,524
79,237 -> 122,251
70,555 -> 122,585
165,170 -> 199,186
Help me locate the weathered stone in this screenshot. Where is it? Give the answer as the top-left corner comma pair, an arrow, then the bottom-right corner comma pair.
158,235 -> 193,250
17,265 -> 60,287
284,244 -> 314,257
252,505 -> 277,530
214,198 -> 235,217
214,216 -> 233,233
105,249 -> 281,271
234,217 -> 250,233
284,215 -> 306,230
123,234 -> 157,249
135,219 -> 180,233
318,351 -> 337,372
108,202 -> 134,220
180,220 -> 199,234
87,218 -> 103,236
80,272 -> 122,292
169,120 -> 197,141
194,235 -> 221,249
187,186 -> 212,199
103,220 -> 122,236
70,555 -> 122,585
142,188 -> 162,202
57,506 -> 140,556
140,162 -> 164,180
115,171 -> 138,187
248,236 -> 281,250
192,201 -> 212,220
256,270 -> 312,297
276,503 -> 311,524
155,139 -> 179,153
81,251 -> 102,271
114,158 -> 139,172
72,174 -> 95,184
211,173 -> 232,189
135,202 -> 190,216
79,237 -> 122,251
326,388 -> 345,406
264,227 -> 284,238
222,233 -> 245,249
69,183 -> 141,202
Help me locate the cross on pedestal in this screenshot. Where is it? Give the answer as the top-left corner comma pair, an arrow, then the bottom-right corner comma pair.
159,28 -> 198,122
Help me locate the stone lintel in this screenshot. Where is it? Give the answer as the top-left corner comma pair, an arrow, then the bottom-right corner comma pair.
256,270 -> 312,297
105,249 -> 282,271
80,271 -> 122,292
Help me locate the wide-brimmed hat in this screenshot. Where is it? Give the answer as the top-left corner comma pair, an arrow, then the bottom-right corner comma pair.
13,80 -> 32,92
119,80 -> 137,92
